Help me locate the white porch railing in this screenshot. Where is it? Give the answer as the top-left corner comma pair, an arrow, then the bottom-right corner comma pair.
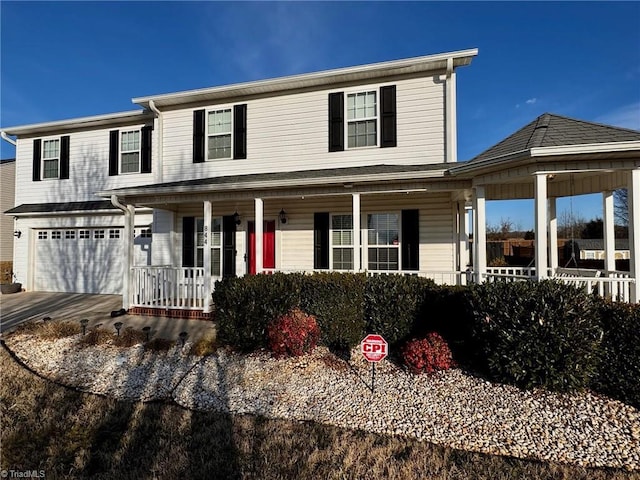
130,266 -> 635,311
131,266 -> 215,310
484,266 -> 633,302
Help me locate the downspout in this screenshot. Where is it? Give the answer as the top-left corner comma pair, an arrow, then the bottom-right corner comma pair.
1,131 -> 17,146
445,57 -> 457,163
111,195 -> 133,310
148,100 -> 163,183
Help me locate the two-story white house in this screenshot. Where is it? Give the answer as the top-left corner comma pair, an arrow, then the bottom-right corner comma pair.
4,48 -> 640,316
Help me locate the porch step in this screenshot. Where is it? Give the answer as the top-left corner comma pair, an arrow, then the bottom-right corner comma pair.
129,306 -> 213,321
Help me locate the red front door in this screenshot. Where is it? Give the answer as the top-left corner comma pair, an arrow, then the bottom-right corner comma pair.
248,220 -> 276,274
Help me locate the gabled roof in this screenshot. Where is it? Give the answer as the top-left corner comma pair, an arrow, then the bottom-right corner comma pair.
470,113 -> 640,164
133,48 -> 478,110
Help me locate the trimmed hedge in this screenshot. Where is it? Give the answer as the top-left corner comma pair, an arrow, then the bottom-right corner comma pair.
364,275 -> 435,348
214,273 -> 303,351
592,300 -> 640,408
466,280 -> 602,391
300,272 -> 366,350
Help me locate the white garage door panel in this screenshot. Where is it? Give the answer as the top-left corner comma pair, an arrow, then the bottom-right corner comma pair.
35,229 -> 124,294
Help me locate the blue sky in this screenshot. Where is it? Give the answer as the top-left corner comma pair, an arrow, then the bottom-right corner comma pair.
1,1 -> 639,229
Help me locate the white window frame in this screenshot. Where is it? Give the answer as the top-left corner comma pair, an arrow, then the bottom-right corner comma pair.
330,213 -> 354,271
79,230 -> 90,239
206,108 -> 233,161
94,230 -> 105,239
51,230 -> 62,240
65,230 -> 76,240
345,89 -> 378,150
42,137 -> 61,180
120,129 -> 141,174
365,212 -> 401,271
195,217 -> 223,277
109,229 -> 121,239
38,231 -> 48,240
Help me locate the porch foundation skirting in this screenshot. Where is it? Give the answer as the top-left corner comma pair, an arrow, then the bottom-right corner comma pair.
128,306 -> 213,320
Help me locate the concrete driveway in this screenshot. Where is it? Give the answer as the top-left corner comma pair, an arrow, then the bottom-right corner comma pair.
0,291 -> 215,342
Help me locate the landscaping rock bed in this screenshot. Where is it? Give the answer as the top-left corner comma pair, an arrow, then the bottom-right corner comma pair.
4,332 -> 639,471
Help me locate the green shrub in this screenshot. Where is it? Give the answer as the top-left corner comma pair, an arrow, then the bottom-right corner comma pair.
592,300 -> 640,408
402,333 -> 454,374
415,285 -> 474,363
301,272 -> 366,350
364,275 -> 435,348
268,308 -> 320,358
214,273 -> 303,351
467,280 -> 602,391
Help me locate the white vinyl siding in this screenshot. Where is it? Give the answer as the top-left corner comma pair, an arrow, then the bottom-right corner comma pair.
14,125 -> 156,206
160,75 -> 446,182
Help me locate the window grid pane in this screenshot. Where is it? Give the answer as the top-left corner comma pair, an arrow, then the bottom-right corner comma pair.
43,159 -> 59,179
207,109 -> 232,160
43,139 -> 60,159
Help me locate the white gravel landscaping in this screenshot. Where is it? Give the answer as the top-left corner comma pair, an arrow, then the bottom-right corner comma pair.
4,332 -> 639,471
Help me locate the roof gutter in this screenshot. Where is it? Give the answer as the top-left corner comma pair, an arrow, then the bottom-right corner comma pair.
148,100 -> 163,182
1,131 -> 16,146
445,57 -> 457,163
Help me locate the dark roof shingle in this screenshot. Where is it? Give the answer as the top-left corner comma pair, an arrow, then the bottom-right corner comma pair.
471,113 -> 640,163
5,200 -> 117,215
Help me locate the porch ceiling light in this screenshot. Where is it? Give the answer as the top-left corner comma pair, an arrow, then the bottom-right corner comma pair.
233,211 -> 241,225
279,209 -> 288,224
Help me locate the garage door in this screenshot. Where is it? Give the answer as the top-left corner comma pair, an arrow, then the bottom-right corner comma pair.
34,228 -> 124,294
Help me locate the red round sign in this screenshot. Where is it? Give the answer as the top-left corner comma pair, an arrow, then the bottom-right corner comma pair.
361,334 -> 388,362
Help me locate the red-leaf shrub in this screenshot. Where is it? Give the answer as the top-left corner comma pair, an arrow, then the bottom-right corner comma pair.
268,308 -> 320,358
402,332 -> 454,374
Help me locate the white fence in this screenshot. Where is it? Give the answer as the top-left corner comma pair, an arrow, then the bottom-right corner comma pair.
131,266 -> 214,309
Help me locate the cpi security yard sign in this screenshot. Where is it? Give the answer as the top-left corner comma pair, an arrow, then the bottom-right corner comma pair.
360,334 -> 388,393
361,334 -> 388,362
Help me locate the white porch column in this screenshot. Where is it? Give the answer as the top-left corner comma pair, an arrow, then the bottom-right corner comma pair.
603,190 -> 616,274
352,193 -> 361,272
628,170 -> 640,302
123,205 -> 135,309
255,198 -> 264,274
548,197 -> 558,272
473,186 -> 486,283
457,200 -> 470,284
535,174 -> 548,280
203,200 -> 212,313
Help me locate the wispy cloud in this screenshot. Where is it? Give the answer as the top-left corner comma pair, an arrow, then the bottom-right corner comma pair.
200,4 -> 334,83
596,102 -> 640,130
516,97 -> 538,109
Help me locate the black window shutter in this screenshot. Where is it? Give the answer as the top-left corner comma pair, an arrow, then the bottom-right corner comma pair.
314,212 -> 330,269
182,217 -> 195,267
233,104 -> 247,159
109,130 -> 119,176
193,109 -> 205,163
141,125 -> 153,173
380,85 -> 397,148
328,92 -> 344,152
32,139 -> 42,182
401,209 -> 419,271
59,136 -> 70,179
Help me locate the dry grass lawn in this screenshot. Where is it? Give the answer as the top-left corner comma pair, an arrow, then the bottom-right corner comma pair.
1,345 -> 637,480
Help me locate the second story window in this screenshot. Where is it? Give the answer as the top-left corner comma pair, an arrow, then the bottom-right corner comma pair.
42,139 -> 60,179
120,130 -> 141,173
193,105 -> 247,163
109,126 -> 152,176
207,109 -> 232,160
347,91 -> 377,148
